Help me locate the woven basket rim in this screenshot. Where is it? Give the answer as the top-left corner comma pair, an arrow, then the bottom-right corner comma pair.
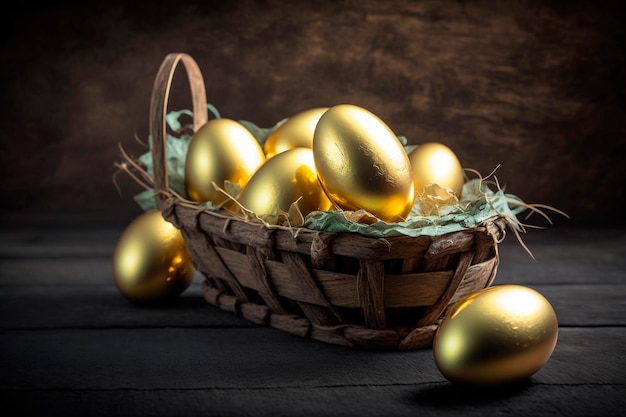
159,192 -> 507,258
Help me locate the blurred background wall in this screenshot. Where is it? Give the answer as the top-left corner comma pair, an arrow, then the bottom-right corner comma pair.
1,0 -> 624,227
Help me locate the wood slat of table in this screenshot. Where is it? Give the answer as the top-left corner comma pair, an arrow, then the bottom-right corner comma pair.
0,216 -> 624,417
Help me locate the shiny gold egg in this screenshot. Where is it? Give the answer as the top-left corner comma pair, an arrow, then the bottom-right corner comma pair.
185,118 -> 266,206
238,148 -> 333,219
433,284 -> 559,386
112,210 -> 195,304
312,104 -> 414,222
264,107 -> 329,158
408,142 -> 465,198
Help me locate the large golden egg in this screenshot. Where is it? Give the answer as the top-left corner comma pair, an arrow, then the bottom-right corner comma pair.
238,148 -> 333,219
312,104 -> 414,222
185,118 -> 266,206
264,107 -> 329,158
112,210 -> 195,304
408,142 -> 465,198
433,284 -> 559,386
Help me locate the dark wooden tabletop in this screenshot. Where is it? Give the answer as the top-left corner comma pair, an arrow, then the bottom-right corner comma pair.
1,213 -> 624,417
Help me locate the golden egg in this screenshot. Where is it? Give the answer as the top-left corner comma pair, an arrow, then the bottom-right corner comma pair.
112,210 -> 195,304
312,104 -> 414,222
185,118 -> 266,206
238,148 -> 333,220
433,284 -> 559,386
408,142 -> 465,198
264,107 -> 329,158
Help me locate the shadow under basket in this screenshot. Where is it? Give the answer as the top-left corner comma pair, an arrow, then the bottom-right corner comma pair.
149,52 -> 508,350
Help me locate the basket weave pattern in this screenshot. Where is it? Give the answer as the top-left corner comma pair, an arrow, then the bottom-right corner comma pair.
150,53 -> 507,350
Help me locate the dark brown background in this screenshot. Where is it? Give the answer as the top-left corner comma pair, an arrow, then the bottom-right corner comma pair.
1,0 -> 625,227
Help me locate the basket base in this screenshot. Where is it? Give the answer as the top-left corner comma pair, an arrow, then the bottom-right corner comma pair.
200,280 -> 439,350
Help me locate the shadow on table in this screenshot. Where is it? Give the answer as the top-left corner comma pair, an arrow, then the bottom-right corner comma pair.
122,295 -> 208,310
409,380 -> 534,407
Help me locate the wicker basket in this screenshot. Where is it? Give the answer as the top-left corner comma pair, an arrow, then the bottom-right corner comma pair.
149,53 -> 508,350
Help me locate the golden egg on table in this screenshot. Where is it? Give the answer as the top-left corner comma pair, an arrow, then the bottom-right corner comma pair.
238,147 -> 333,219
408,142 -> 465,198
185,118 -> 266,206
264,107 -> 329,158
433,284 -> 559,386
112,210 -> 195,304
312,104 -> 414,223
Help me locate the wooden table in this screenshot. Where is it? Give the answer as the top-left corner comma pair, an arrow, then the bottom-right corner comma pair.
1,214 -> 624,416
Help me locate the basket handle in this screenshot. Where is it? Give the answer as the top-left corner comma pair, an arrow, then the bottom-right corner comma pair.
149,53 -> 208,210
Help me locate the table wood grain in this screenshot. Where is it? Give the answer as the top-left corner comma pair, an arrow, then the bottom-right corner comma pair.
0,214 -> 624,416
